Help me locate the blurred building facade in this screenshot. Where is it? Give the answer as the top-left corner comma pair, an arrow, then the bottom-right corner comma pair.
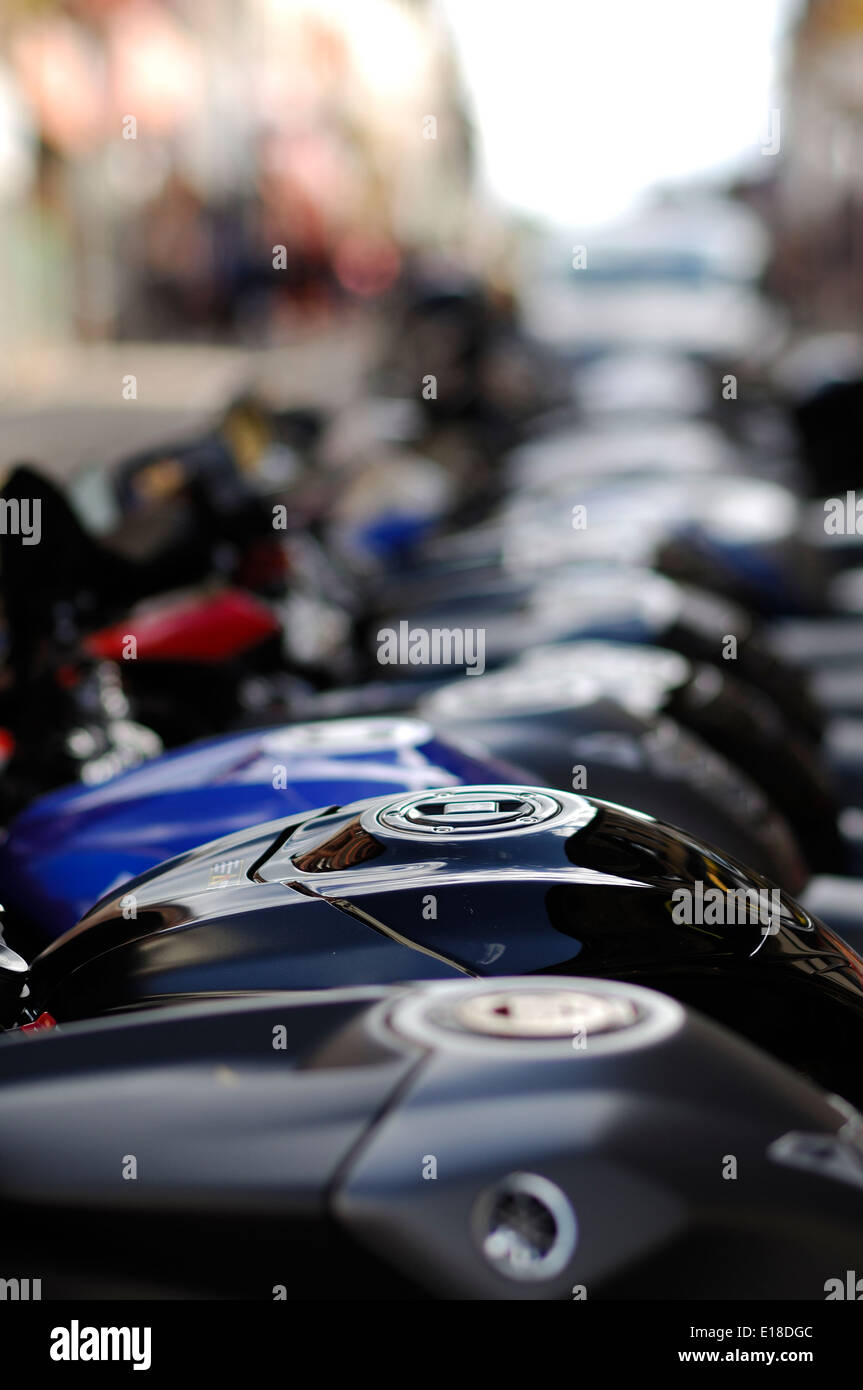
767,0 -> 863,325
0,0 -> 477,346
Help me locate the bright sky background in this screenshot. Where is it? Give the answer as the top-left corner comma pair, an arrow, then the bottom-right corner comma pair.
440,0 -> 799,228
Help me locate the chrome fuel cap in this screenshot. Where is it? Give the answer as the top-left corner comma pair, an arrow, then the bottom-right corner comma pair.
371,785 -> 566,839
386,977 -> 685,1057
446,987 -> 639,1039
261,716 -> 433,755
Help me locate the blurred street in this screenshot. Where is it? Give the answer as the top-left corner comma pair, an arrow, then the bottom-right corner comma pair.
0,317 -> 381,478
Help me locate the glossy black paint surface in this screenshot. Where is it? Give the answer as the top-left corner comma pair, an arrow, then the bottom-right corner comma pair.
2,977 -> 863,1298
27,786 -> 863,1106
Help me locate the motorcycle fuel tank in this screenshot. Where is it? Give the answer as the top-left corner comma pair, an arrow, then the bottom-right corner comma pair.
3,976 -> 863,1299
0,718 -> 520,942
24,784 -> 863,1108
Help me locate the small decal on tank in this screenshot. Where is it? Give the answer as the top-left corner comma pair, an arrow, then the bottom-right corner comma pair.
207,858 -> 245,889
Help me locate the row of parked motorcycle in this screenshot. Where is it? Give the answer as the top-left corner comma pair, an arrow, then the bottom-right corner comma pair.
3,272 -> 863,1300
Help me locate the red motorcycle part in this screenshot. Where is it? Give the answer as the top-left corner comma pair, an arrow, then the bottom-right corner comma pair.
84,589 -> 280,665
